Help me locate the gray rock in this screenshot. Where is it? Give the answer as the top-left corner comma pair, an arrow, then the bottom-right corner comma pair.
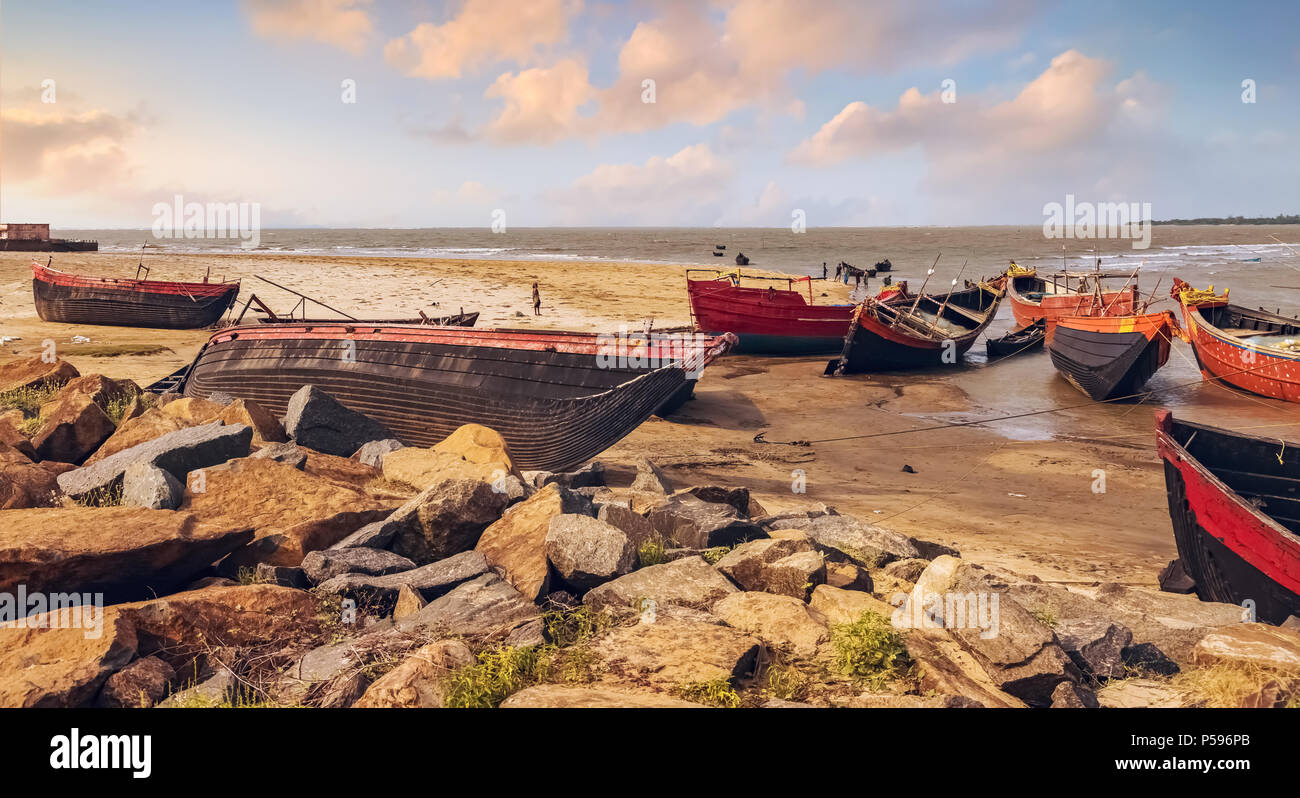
56,421 -> 253,501
545,514 -> 637,591
714,538 -> 808,591
282,385 -> 395,457
253,563 -> 310,589
353,438 -> 405,468
884,558 -> 930,582
249,441 -> 307,469
764,550 -> 827,600
583,556 -> 739,612
1050,681 -> 1100,708
330,518 -> 397,550
397,572 -> 540,639
495,474 -> 530,504
757,506 -> 836,530
382,478 -> 510,564
1121,642 -> 1180,676
647,495 -> 764,548
1157,558 -> 1196,594
909,537 -> 960,560
680,485 -> 751,516
316,550 -> 489,604
630,457 -> 675,494
120,462 -> 183,510
294,642 -> 355,683
301,547 -> 415,585
596,502 -> 657,545
97,656 -> 176,708
1054,618 -> 1133,680
792,514 -> 919,568
531,461 -> 605,489
159,666 -> 237,707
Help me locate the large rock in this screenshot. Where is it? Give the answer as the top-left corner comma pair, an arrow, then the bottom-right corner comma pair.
179,457 -> 392,570
0,610 -> 137,707
501,684 -> 703,708
380,478 -> 510,565
353,640 -> 474,708
680,485 -> 752,515
545,514 -> 637,592
473,484 -> 588,599
217,398 -> 287,445
629,457 -> 675,494
397,573 -> 540,640
381,423 -> 519,490
764,551 -> 826,600
1193,623 -> 1300,673
591,618 -> 760,687
96,655 -> 176,708
712,592 -> 829,657
1096,678 -> 1187,708
595,502 -> 657,546
31,392 -> 116,463
0,440 -> 72,509
647,495 -> 764,548
249,441 -> 308,469
0,356 -> 78,393
121,462 -> 184,510
714,538 -> 808,591
904,631 -> 1028,708
779,514 -> 919,568
57,421 -> 253,502
809,585 -> 899,626
315,551 -> 489,604
583,556 -> 739,612
0,507 -> 253,602
0,413 -> 38,460
353,438 -> 404,468
1054,617 -> 1133,679
282,385 -> 395,457
300,547 -> 415,585
56,374 -> 141,410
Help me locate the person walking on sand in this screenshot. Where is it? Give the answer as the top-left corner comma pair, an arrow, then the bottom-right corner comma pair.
532,281 -> 541,316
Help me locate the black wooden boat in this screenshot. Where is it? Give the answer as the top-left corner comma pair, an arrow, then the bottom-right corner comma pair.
985,319 -> 1046,358
1047,311 -> 1175,401
172,324 -> 734,471
252,311 -> 479,327
32,262 -> 239,328
1156,410 -> 1300,623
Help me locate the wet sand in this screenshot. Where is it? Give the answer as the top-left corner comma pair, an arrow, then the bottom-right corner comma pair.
3,250 -> 1296,589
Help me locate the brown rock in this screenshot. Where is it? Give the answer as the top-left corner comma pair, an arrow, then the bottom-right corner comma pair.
0,441 -> 72,509
764,550 -> 826,600
474,484 -> 587,600
83,407 -> 186,465
56,374 -> 141,411
712,592 -> 829,657
160,397 -> 227,425
353,639 -> 474,708
31,392 -> 115,463
825,561 -> 874,591
583,556 -> 739,612
217,399 -> 287,445
905,630 -> 1028,708
713,538 -> 808,592
303,450 -> 387,492
0,507 -> 254,602
393,583 -> 428,620
0,414 -> 38,460
0,610 -> 138,707
501,684 -> 704,707
1193,623 -> 1300,673
386,478 -> 510,565
382,423 -> 520,490
0,356 -> 77,393
97,655 -> 176,708
809,585 -> 898,626
591,618 -> 760,687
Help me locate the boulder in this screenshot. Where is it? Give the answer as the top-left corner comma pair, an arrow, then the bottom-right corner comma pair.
393,584 -> 427,619
647,495 -> 764,548
0,414 -> 38,460
314,551 -> 487,605
1121,642 -> 1180,676
158,667 -> 237,707
353,640 -> 474,708
763,551 -> 826,600
353,438 -> 405,468
56,374 -> 141,410
713,538 -> 809,592
1050,681 -> 1100,708
97,655 -> 176,708
825,561 -> 873,592
249,441 -> 308,469
0,507 -> 253,602
883,558 -> 930,583
1192,623 -> 1300,673
904,631 -> 1028,708
57,421 -> 253,502
680,485 -> 751,515
712,592 -> 829,657
380,423 -> 519,490
809,585 -> 899,626
217,399 -> 287,445
330,520 -> 396,551
0,609 -> 138,708
784,514 -> 919,568
530,461 -> 605,490
591,618 -> 760,687
629,457 -> 675,494
83,409 -> 187,465
501,684 -> 704,708
545,514 -> 637,592
282,385 -> 395,457
473,484 -> 589,599
1096,678 -> 1187,708
909,537 -> 960,560
253,563 -> 310,589
159,397 -> 227,425
0,356 -> 77,393
31,392 -> 116,463
1054,617 -> 1133,679
384,478 -> 510,565
583,556 -> 739,612
0,441 -> 72,509
121,462 -> 184,510
300,547 -> 415,585
1157,558 -> 1196,594
596,502 -> 657,546
397,573 -> 540,640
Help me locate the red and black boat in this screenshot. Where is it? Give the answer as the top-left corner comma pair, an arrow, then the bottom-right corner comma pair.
1156,410 -> 1300,624
1006,264 -> 1138,330
172,324 -> 735,471
1047,311 -> 1178,401
826,277 -> 1005,373
1172,279 -> 1300,403
32,262 -> 240,329
687,269 -> 855,354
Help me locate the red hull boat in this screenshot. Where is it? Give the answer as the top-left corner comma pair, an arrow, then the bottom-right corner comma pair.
1156,410 -> 1300,624
1172,279 -> 1300,403
1006,265 -> 1138,331
687,271 -> 855,354
32,262 -> 240,329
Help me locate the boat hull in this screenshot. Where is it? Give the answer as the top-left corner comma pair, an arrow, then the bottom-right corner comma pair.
1047,313 -> 1173,401
687,279 -> 853,354
1008,275 -> 1137,330
178,324 -> 731,471
1178,298 -> 1300,403
985,320 -> 1046,358
1156,411 -> 1300,624
32,264 -> 239,329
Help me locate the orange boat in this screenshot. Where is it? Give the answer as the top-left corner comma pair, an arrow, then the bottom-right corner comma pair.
1172,279 -> 1300,403
1048,311 -> 1178,400
1006,264 -> 1139,330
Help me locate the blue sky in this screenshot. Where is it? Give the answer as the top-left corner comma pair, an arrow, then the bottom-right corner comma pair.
1,0 -> 1296,228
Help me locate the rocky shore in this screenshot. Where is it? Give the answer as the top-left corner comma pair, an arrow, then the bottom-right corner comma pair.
2,355 -> 1298,709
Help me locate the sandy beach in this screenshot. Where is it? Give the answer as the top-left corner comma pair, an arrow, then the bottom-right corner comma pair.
2,249 -> 1260,592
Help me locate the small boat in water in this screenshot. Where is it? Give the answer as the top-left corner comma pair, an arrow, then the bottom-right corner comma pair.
32,262 -> 239,329
827,276 -> 1006,373
687,269 -> 855,354
171,324 -> 735,471
1173,279 -> 1300,403
1048,311 -> 1177,400
1006,263 -> 1138,330
1156,410 -> 1300,624
985,319 -> 1046,358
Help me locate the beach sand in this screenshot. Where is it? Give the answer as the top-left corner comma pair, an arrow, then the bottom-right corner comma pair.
1,251 -> 1191,589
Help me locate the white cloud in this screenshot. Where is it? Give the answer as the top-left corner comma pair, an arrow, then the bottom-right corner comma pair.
385,0 -> 580,79
242,0 -> 374,54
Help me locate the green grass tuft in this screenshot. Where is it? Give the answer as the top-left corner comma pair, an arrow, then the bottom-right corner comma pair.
637,536 -> 669,568
674,679 -> 741,708
829,610 -> 911,688
443,645 -> 551,708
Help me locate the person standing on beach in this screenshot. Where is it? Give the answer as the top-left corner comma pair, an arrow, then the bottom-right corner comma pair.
822,262 -> 827,279
532,281 -> 541,315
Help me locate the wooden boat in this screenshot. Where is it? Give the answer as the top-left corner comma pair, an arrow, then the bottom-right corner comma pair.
172,324 -> 735,471
1172,279 -> 1300,403
827,277 -> 1006,373
1048,311 -> 1177,400
687,270 -> 855,354
985,319 -> 1046,358
252,311 -> 479,327
1156,410 -> 1300,624
32,262 -> 239,328
1006,264 -> 1138,330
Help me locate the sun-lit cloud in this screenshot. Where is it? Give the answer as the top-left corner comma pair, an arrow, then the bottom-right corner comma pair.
385,0 -> 581,79
484,58 -> 595,144
242,0 -> 374,54
0,104 -> 138,191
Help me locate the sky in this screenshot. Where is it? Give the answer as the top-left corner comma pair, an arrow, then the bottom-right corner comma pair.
0,0 -> 1296,228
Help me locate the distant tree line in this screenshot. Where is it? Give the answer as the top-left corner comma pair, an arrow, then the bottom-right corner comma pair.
1154,214 -> 1300,225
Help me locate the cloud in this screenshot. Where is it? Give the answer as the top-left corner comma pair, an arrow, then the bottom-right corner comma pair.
0,105 -> 138,190
242,0 -> 373,54
385,0 -> 580,79
431,180 -> 500,206
484,58 -> 595,144
545,143 -> 732,224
